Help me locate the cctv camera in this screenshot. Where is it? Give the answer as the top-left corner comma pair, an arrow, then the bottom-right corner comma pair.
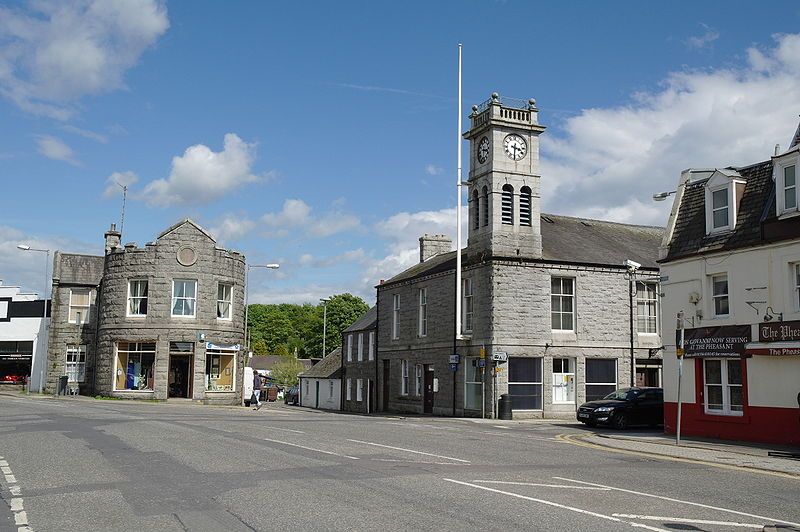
624,259 -> 641,271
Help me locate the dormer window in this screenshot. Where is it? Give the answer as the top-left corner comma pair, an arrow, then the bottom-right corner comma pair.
703,170 -> 745,235
711,188 -> 729,229
777,162 -> 797,215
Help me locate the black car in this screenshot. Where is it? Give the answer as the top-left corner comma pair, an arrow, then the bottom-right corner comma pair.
284,385 -> 299,405
577,387 -> 663,429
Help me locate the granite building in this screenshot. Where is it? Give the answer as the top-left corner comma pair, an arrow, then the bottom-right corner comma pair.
376,94 -> 664,419
340,306 -> 377,413
46,219 -> 246,404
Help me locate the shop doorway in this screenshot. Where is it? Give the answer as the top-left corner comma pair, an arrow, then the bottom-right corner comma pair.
423,365 -> 434,414
636,360 -> 662,387
168,355 -> 192,398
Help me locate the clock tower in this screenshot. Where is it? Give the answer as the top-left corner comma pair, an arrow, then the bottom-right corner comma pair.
465,92 -> 545,259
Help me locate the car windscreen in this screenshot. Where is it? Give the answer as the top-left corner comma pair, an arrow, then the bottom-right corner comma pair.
602,389 -> 640,401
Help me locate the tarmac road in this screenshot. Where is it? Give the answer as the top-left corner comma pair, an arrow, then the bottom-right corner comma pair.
1,395 -> 798,531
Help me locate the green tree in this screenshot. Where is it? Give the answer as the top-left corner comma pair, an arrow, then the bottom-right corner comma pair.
306,293 -> 370,358
251,338 -> 268,356
271,357 -> 306,387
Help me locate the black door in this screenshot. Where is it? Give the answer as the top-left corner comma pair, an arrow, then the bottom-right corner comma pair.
168,356 -> 190,398
423,366 -> 434,414
382,360 -> 390,411
315,381 -> 320,408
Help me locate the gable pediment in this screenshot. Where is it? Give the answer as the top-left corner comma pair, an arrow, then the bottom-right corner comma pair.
157,218 -> 216,243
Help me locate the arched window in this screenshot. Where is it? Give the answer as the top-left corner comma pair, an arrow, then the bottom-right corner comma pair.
501,185 -> 514,225
471,189 -> 479,230
481,186 -> 489,227
520,186 -> 532,226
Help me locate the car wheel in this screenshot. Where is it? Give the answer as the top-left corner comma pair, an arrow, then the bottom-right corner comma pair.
612,413 -> 628,430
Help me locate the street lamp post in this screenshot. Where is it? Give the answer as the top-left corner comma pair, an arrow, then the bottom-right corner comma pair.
624,259 -> 641,388
244,263 -> 280,356
17,244 -> 50,393
320,298 -> 330,357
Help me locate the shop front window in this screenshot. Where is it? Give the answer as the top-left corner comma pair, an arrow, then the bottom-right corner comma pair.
115,342 -> 155,391
464,357 -> 482,410
206,349 -> 236,391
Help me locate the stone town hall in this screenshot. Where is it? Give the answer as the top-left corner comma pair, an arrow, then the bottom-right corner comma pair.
366,94 -> 664,418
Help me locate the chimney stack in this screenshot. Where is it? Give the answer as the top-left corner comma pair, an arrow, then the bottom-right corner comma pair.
104,223 -> 121,254
419,234 -> 453,263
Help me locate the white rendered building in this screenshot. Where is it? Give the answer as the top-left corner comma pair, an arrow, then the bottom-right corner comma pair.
0,281 -> 50,392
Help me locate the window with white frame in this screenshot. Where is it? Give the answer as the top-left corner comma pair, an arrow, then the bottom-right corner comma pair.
356,378 -> 363,401
216,283 -> 232,320
710,187 -> 729,230
636,281 -> 658,334
586,358 -> 616,402
552,358 -> 575,404
392,294 -> 400,339
368,331 -> 375,360
357,333 -> 363,361
114,342 -> 155,391
400,359 -> 409,395
418,288 -> 427,337
347,334 -> 353,362
508,357 -> 542,410
69,288 -> 91,324
346,378 -> 352,400
462,278 -> 474,334
551,277 -> 575,331
305,380 -> 310,397
329,380 -> 334,398
464,358 -> 482,410
711,274 -> 729,317
415,364 -> 423,396
171,279 -> 197,317
127,280 -> 148,317
704,359 -> 743,416
777,162 -> 798,215
206,348 -> 235,391
66,345 -> 86,383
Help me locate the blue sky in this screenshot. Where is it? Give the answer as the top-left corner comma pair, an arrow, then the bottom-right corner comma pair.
2,0 -> 799,305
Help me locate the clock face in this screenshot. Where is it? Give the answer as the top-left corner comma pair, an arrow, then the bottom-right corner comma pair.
477,136 -> 490,164
503,134 -> 527,161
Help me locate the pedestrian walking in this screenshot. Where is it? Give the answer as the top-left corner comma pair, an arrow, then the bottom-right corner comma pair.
252,370 -> 263,410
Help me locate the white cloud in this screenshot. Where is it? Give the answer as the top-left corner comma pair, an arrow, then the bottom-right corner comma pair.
540,32 -> 800,226
103,171 -> 139,197
35,135 -> 79,165
0,0 -> 169,120
425,164 -> 444,175
309,249 -> 367,268
261,199 -> 360,239
208,214 -> 256,243
685,24 -> 720,49
60,124 -> 107,143
142,133 -> 264,207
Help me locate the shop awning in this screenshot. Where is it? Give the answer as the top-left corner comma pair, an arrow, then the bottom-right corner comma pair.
745,341 -> 800,356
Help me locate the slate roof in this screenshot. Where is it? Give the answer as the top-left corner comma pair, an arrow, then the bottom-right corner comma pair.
663,160 -> 775,261
381,214 -> 664,286
299,347 -> 342,379
344,306 -> 377,333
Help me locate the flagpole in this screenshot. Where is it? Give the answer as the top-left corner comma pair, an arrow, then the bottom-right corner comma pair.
455,43 -> 463,342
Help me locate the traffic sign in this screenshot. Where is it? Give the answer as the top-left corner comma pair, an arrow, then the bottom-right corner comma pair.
492,352 -> 508,362
448,363 -> 459,372
449,354 -> 460,364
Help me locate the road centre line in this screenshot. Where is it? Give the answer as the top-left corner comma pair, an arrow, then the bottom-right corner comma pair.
347,440 -> 471,463
474,480 -> 610,490
612,514 -> 762,529
553,477 -> 800,528
262,437 -> 359,460
262,426 -> 305,434
443,478 -> 668,532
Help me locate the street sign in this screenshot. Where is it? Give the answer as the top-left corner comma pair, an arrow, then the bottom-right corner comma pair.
449,354 -> 460,364
492,352 -> 508,362
478,359 -> 486,368
448,363 -> 458,372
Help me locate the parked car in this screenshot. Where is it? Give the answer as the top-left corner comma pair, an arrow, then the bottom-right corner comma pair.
284,385 -> 299,405
576,387 -> 663,429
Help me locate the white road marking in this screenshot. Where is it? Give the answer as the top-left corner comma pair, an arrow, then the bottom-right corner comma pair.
10,486 -> 21,496
262,426 -> 305,434
493,425 -> 511,429
474,480 -> 611,490
1,466 -> 12,475
5,474 -> 16,483
10,498 -> 23,511
553,477 -> 800,528
0,460 -> 8,466
262,437 -> 359,460
14,511 -> 28,526
18,526 -> 33,532
443,478 -> 668,532
612,514 -> 763,529
348,440 -> 471,463
370,458 -> 467,466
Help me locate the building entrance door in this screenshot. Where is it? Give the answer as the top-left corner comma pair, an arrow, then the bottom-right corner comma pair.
423,366 -> 434,414
382,360 -> 390,411
168,355 -> 192,398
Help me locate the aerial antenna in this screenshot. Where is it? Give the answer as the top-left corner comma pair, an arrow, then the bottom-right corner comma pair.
116,181 -> 127,236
